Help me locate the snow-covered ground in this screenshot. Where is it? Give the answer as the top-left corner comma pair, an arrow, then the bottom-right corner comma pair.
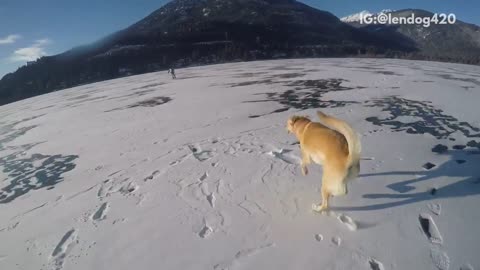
1,58 -> 479,270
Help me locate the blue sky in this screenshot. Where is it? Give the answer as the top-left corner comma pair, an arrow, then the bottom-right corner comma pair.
1,0 -> 479,78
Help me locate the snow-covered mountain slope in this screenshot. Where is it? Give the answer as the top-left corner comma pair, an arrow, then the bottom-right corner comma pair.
340,10 -> 373,22
1,58 -> 480,270
340,10 -> 394,22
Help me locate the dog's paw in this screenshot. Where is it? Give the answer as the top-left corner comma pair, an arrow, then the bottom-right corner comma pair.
312,203 -> 327,212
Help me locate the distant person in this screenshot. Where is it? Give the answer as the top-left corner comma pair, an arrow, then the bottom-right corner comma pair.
168,68 -> 176,79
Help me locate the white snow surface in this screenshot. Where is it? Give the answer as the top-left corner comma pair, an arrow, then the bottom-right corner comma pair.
341,9 -> 395,22
1,58 -> 480,270
341,10 -> 373,22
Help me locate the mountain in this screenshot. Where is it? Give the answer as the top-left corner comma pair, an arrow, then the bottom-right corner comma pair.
340,10 -> 373,23
342,9 -> 480,63
0,0 -> 415,105
340,9 -> 394,23
4,5 -> 480,107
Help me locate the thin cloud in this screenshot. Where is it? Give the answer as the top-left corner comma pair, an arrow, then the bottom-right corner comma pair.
34,38 -> 51,46
0,34 -> 21,45
8,38 -> 52,62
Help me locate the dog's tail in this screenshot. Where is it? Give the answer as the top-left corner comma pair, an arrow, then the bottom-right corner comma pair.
317,111 -> 361,179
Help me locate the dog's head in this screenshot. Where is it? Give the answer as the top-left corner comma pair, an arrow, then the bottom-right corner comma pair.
286,115 -> 309,134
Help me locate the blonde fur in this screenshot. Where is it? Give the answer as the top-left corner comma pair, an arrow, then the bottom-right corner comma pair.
287,111 -> 361,212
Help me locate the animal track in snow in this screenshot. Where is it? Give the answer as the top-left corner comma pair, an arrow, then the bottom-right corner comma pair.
368,258 -> 385,270
337,213 -> 358,231
430,246 -> 450,270
120,182 -> 138,195
214,179 -> 233,201
214,243 -> 275,270
199,172 -> 208,181
234,243 -> 275,260
91,202 -> 109,222
107,170 -> 122,177
266,149 -> 301,165
331,236 -> 342,246
419,213 -> 443,244
188,144 -> 214,162
238,197 -> 269,216
198,224 -> 213,238
314,234 -> 324,241
97,185 -> 108,199
51,229 -> 77,270
207,193 -> 216,208
177,176 -> 216,209
144,170 -> 160,181
0,221 -> 19,232
112,218 -> 127,225
200,182 -> 210,196
169,154 -> 190,166
427,202 -> 442,215
96,176 -> 141,204
66,185 -> 97,201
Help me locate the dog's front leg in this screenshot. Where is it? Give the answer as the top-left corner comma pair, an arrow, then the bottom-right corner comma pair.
301,148 -> 310,176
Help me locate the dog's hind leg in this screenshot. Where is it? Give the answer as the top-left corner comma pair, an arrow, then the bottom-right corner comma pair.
301,148 -> 311,176
312,186 -> 330,212
312,164 -> 346,212
312,167 -> 331,212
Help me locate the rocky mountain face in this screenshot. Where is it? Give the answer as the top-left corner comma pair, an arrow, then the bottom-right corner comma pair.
3,2 -> 479,105
342,9 -> 480,64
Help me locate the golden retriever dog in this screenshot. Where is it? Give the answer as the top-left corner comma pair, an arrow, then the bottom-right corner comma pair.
287,111 -> 361,212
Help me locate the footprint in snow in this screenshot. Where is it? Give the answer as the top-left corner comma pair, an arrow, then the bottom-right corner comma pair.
198,225 -> 213,238
120,182 -> 138,195
207,193 -> 216,208
266,148 -> 301,165
51,229 -> 78,270
430,246 -> 450,270
189,144 -> 214,162
144,170 -> 160,181
368,258 -> 385,270
427,202 -> 441,216
199,172 -> 208,181
331,236 -> 342,246
337,213 -> 358,231
91,202 -> 109,222
419,213 -> 443,244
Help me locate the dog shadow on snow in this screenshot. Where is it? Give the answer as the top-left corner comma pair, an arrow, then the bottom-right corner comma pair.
332,149 -> 480,211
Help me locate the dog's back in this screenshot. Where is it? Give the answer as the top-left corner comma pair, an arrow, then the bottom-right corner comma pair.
301,122 -> 349,162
